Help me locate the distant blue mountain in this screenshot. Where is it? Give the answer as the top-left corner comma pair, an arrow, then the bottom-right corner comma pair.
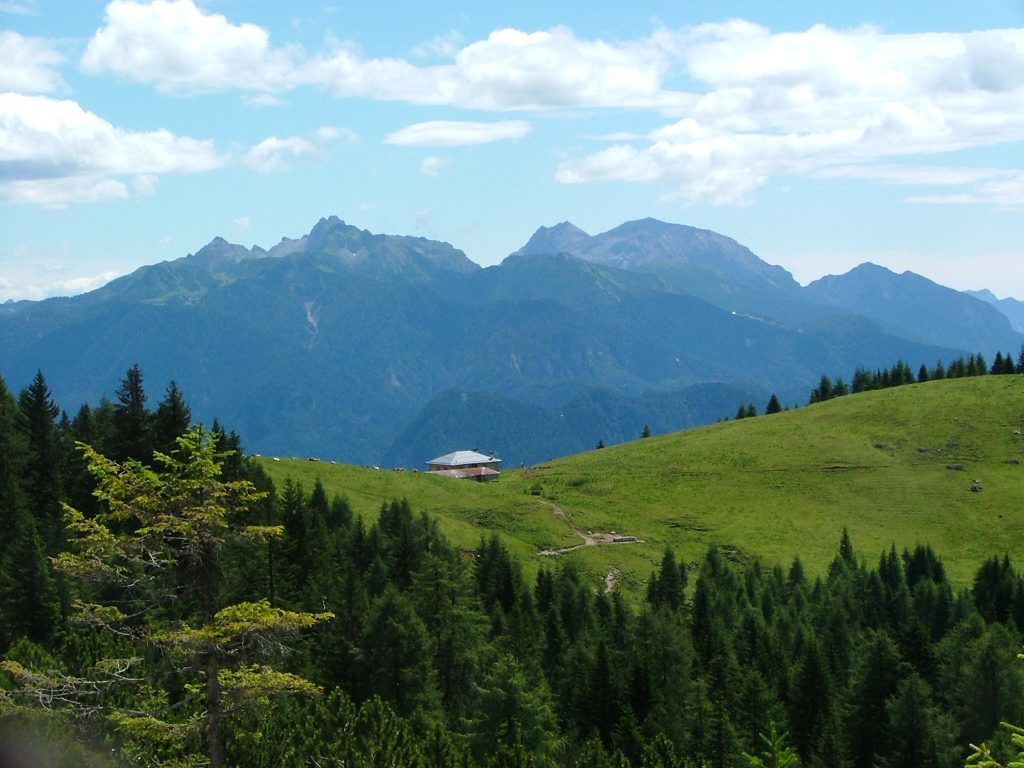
0,216 -> 991,465
965,289 -> 1024,335
805,263 -> 1023,354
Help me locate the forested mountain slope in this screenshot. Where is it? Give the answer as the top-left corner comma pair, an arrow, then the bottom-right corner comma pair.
0,216 -> 1003,466
4,367 -> 1024,767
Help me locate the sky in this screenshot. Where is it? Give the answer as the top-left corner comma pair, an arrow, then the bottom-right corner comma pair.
2,0 -> 1024,302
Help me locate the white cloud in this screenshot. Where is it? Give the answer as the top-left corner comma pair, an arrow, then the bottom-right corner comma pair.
79,3 -> 679,109
81,0 -> 297,92
557,24 -> 1024,204
819,164 -> 1014,186
0,2 -> 36,15
305,26 -> 681,110
0,268 -> 123,302
243,126 -> 340,173
905,173 -> 1024,207
243,93 -> 284,108
817,165 -> 1024,207
244,136 -> 318,173
385,120 -> 531,147
0,92 -> 347,207
0,30 -> 66,93
316,125 -> 359,143
419,156 -> 448,176
411,31 -> 464,59
234,215 -> 250,231
63,5 -> 1024,207
0,92 -> 224,206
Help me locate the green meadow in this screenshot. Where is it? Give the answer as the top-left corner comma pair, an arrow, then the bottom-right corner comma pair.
257,375 -> 1024,594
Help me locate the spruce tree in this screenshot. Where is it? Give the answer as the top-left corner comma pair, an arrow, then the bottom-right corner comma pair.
0,502 -> 61,649
1,427 -> 331,768
0,375 -> 27,541
765,394 -> 782,415
113,363 -> 150,461
151,380 -> 192,457
742,722 -> 799,768
17,370 -> 64,552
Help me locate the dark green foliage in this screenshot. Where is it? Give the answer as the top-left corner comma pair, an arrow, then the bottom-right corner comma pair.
736,402 -> 758,419
814,350 -> 1009,406
765,394 -> 782,414
151,379 -> 192,456
809,375 -> 832,403
112,363 -> 149,461
17,370 -> 63,552
3,364 -> 1024,766
646,549 -> 686,611
884,673 -> 955,768
845,632 -> 906,767
362,587 -> 442,724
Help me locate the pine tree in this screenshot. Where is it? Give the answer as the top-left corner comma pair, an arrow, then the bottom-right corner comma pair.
362,586 -> 442,724
765,394 -> 782,415
469,653 -> 561,762
884,673 -> 953,768
743,722 -> 799,768
845,632 -> 906,768
113,363 -> 150,461
1,426 -> 331,768
647,549 -> 686,611
993,353 -> 1006,376
641,424 -> 652,439
810,375 -> 833,404
17,370 -> 63,553
0,502 -> 61,648
151,380 -> 192,457
0,375 -> 27,536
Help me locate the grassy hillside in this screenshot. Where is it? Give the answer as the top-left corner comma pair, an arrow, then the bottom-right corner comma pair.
257,375 -> 1024,594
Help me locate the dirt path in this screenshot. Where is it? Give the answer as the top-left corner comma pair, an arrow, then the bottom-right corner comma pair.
537,502 -> 638,557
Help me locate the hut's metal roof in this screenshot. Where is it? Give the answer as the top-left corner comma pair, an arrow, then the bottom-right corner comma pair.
427,450 -> 501,467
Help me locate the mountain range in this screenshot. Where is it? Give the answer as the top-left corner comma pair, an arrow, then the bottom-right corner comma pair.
1,216 -> 1019,467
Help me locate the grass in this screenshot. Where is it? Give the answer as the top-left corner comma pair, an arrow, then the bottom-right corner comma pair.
256,375 -> 1024,595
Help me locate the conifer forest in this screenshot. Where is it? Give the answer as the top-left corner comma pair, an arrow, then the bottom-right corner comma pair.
2,364 -> 1024,767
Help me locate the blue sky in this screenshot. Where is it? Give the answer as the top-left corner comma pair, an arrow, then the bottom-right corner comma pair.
2,0 -> 1023,301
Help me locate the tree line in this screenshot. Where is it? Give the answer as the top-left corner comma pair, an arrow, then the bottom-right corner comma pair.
2,366 -> 1024,766
735,346 -> 1024,419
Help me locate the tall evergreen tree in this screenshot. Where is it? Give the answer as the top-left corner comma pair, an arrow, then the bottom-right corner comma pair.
17,370 -> 64,553
113,363 -> 150,461
883,673 -> 954,768
845,632 -> 906,768
151,380 -> 192,457
2,426 -> 331,768
0,502 -> 61,649
0,375 -> 27,539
